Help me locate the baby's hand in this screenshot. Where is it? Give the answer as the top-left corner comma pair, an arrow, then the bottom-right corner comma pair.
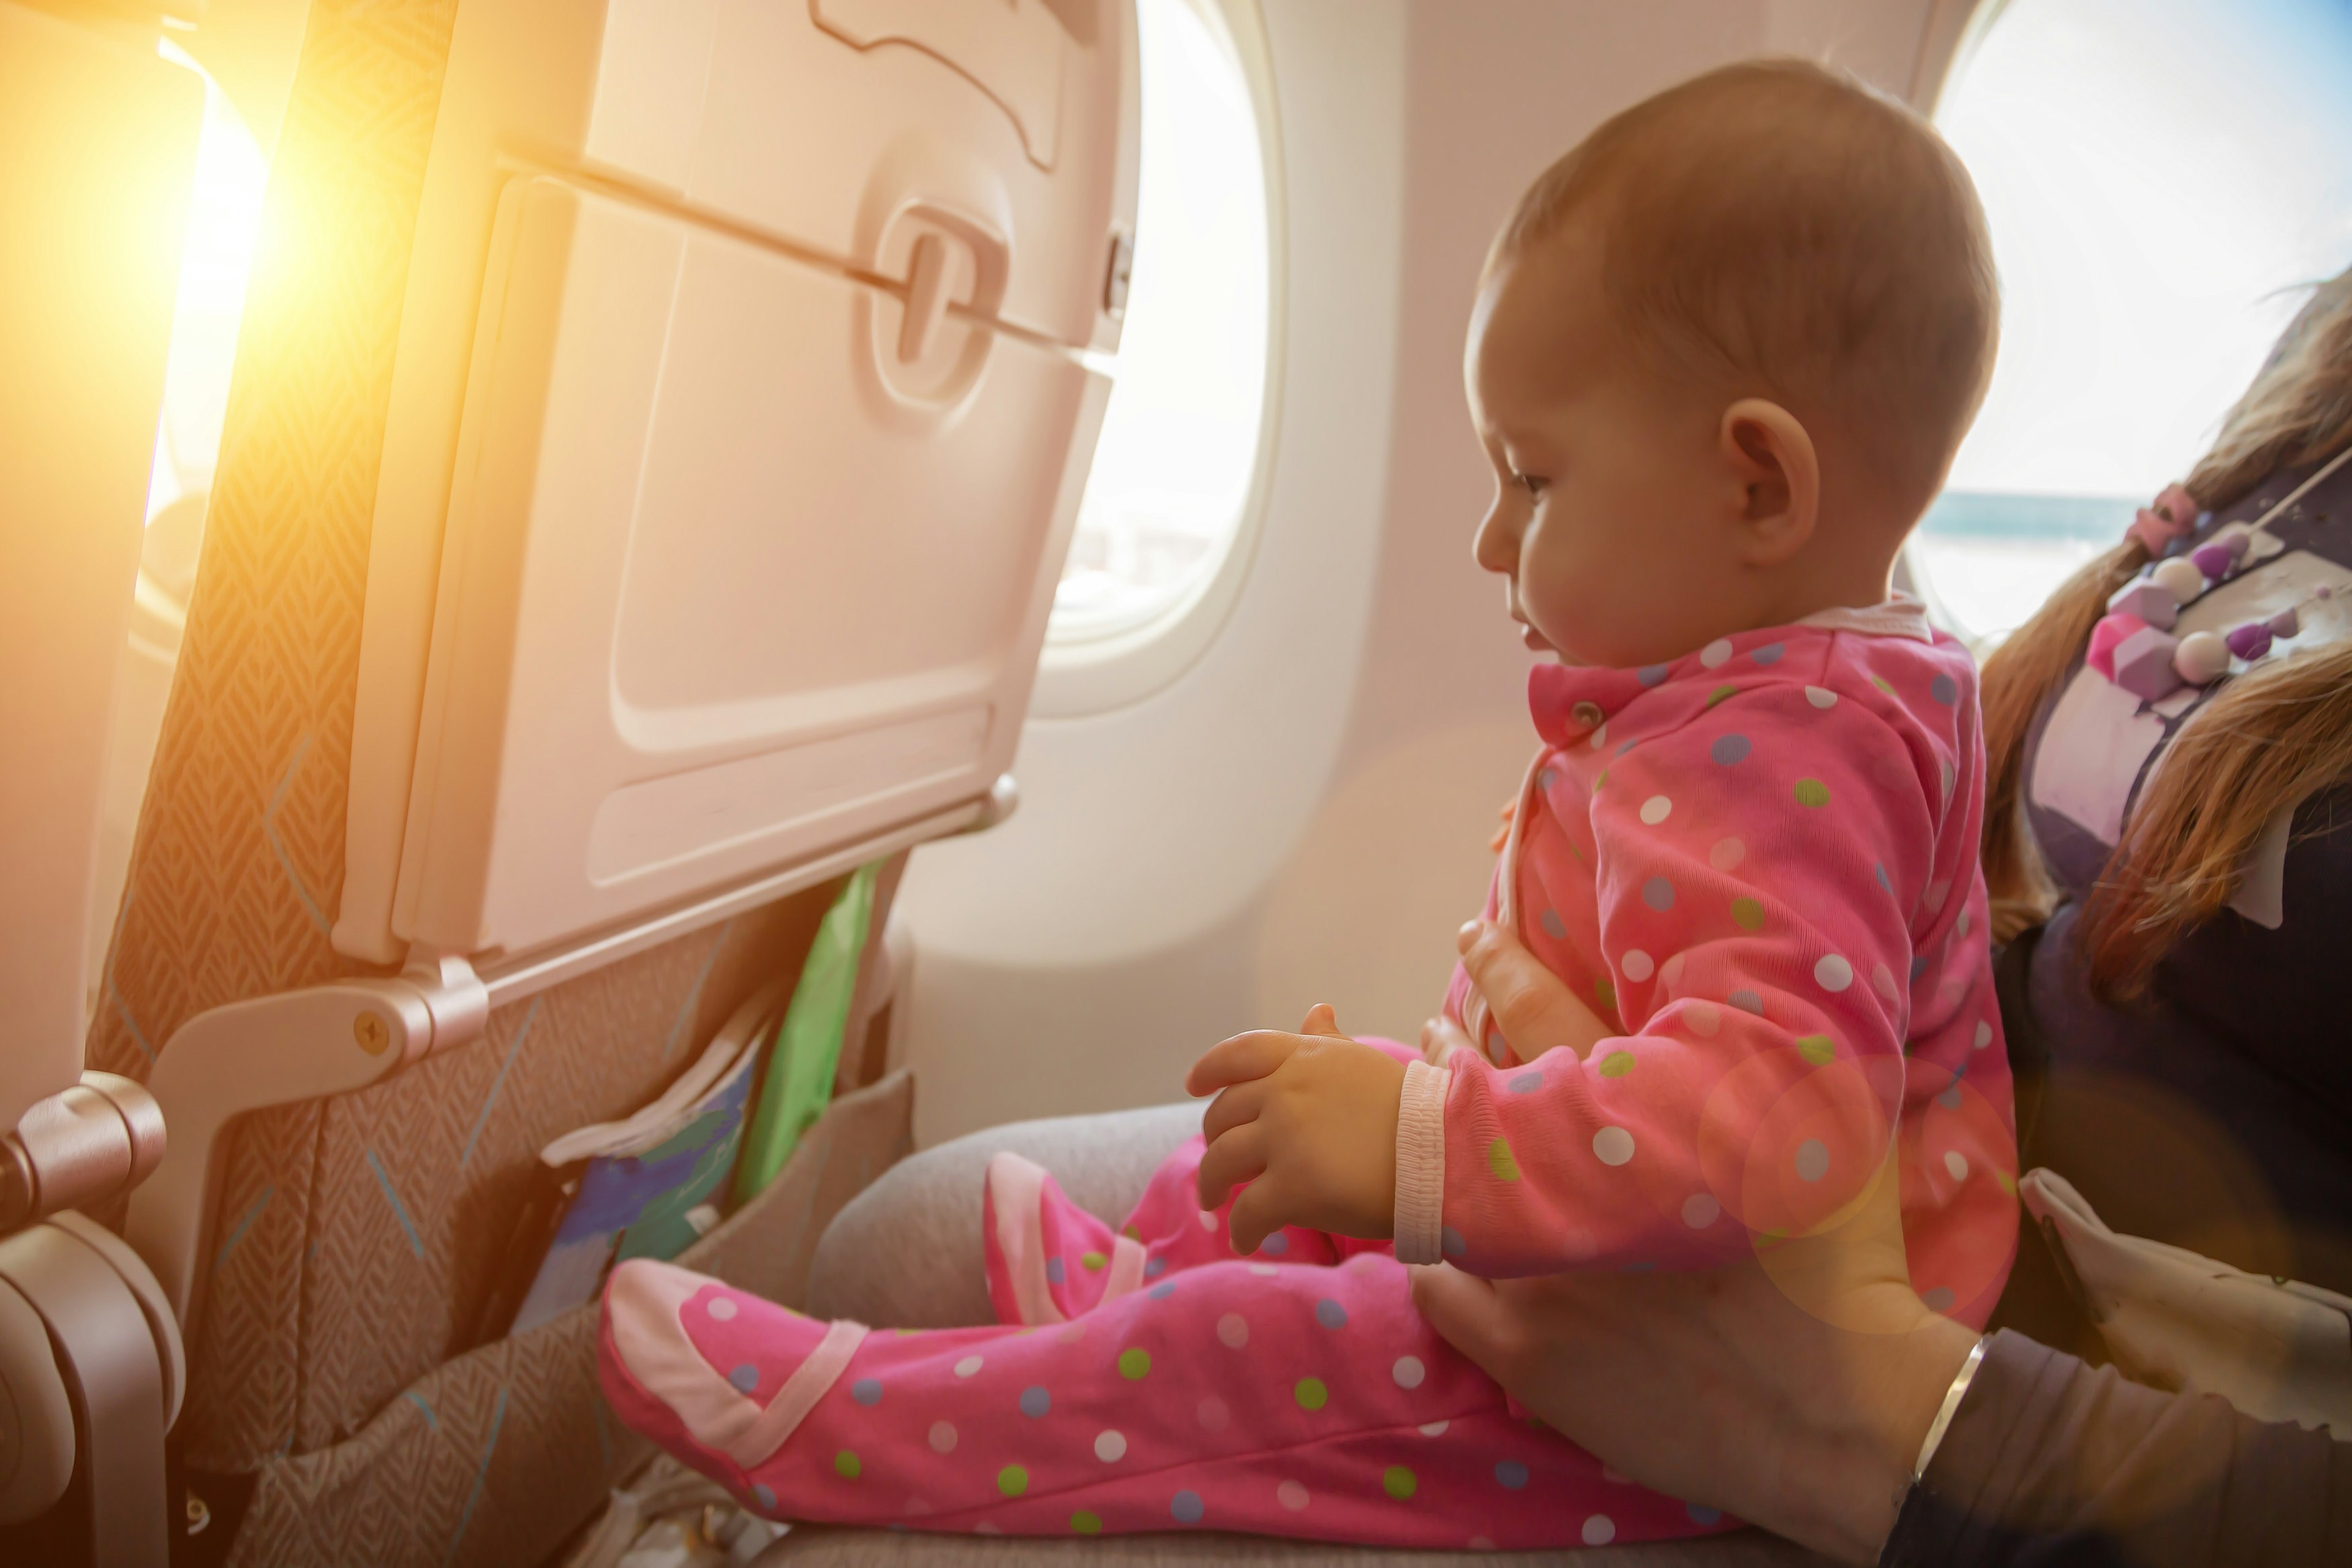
1185,1004 -> 1406,1255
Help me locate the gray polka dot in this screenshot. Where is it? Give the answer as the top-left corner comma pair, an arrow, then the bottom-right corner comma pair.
1539,908 -> 1567,940
1751,642 -> 1785,666
1509,1069 -> 1544,1093
1314,1298 -> 1348,1330
1495,1461 -> 1530,1489
1148,1281 -> 1175,1300
1922,1286 -> 1958,1313
1687,1504 -> 1723,1526
851,1378 -> 882,1406
1046,1257 -> 1065,1284
1638,663 -> 1670,686
755,1483 -> 777,1510
1937,1085 -> 1964,1110
1020,1385 -> 1052,1418
1874,862 -> 1892,893
1794,1139 -> 1830,1182
1539,767 -> 1558,792
1617,737 -> 1638,755
1442,1226 -> 1467,1257
1710,733 -> 1751,765
1911,956 -> 1928,979
1259,1232 -> 1289,1256
1643,877 -> 1675,911
728,1363 -> 760,1393
1728,989 -> 1763,1014
1930,673 -> 1958,705
1172,1491 -> 1205,1525
1144,1256 -> 1169,1278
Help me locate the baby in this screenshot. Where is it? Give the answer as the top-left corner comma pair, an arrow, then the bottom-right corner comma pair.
598,59 -> 2020,1552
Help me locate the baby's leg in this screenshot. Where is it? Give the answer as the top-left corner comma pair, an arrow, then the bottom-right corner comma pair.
599,1251 -> 1728,1550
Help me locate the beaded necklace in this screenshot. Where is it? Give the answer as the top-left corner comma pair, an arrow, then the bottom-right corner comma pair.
2088,443 -> 2352,704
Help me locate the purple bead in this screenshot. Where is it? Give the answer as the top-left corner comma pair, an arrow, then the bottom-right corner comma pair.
2225,622 -> 2273,661
2105,580 -> 2179,630
2268,606 -> 2301,638
2111,626 -> 2184,702
2190,543 -> 2236,580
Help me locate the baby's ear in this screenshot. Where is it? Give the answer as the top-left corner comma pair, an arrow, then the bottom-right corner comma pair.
1300,1003 -> 1345,1038
1719,398 -> 1819,564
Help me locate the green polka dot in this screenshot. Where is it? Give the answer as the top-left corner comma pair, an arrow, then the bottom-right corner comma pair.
1995,1169 -> 2017,1195
1706,684 -> 1738,708
1593,768 -> 1608,790
834,1450 -> 862,1480
1871,675 -> 1896,695
1071,1511 -> 1102,1535
1118,1348 -> 1152,1381
1295,1377 -> 1329,1411
1383,1466 -> 1418,1500
1795,1034 -> 1834,1065
1598,1049 -> 1635,1077
1793,778 -> 1831,808
1080,1250 -> 1107,1272
1730,897 -> 1765,930
1121,1223 -> 1142,1240
998,1464 -> 1029,1497
1594,977 -> 1616,1011
1487,1137 -> 1521,1180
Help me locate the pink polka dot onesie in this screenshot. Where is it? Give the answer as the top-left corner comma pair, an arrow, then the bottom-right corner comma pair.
597,598 -> 2019,1550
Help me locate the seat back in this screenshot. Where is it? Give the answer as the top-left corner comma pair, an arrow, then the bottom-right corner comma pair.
86,1 -> 1133,1559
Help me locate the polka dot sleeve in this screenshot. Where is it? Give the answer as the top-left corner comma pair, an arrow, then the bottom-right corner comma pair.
1434,682 -> 1935,1276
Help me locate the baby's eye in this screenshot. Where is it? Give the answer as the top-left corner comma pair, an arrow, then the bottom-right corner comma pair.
1512,472 -> 1548,499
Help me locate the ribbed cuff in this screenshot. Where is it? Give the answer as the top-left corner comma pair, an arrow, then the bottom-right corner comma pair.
1393,1060 -> 1451,1264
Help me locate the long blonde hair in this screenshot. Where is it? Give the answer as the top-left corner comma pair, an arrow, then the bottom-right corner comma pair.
1980,266 -> 2352,1001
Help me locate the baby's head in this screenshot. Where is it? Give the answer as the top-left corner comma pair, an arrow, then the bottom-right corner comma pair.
1467,59 -> 1997,667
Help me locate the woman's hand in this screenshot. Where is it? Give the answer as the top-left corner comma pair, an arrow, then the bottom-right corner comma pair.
1411,922 -> 1980,1566
1187,1005 -> 1406,1254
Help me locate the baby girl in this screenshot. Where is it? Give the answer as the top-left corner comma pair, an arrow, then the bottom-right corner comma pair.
598,59 -> 2019,1551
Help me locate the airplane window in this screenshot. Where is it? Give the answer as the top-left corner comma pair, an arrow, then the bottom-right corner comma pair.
85,42 -> 269,1007
1048,0 -> 1272,644
1918,0 -> 2352,642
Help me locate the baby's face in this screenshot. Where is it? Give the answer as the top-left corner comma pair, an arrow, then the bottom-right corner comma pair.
1465,233 -> 1748,668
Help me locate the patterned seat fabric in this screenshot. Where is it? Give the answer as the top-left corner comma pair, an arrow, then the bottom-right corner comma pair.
81,0 -> 852,1504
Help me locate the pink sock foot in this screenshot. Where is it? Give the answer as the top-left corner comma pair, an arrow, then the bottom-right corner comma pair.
983,1152 -> 1150,1324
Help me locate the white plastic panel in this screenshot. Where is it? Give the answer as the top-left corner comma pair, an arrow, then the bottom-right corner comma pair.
393,178 -> 1103,961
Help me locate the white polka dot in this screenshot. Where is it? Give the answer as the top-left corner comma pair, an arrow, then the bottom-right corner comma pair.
1923,880 -> 1950,913
1197,1397 -> 1231,1431
1805,686 -> 1838,709
1583,1515 -> 1617,1547
1957,908 -> 1972,938
1418,1420 -> 1450,1437
1248,1262 -> 1278,1276
1872,963 -> 1899,1002
1620,949 -> 1654,982
1588,722 -> 1608,750
1602,1466 -> 1632,1485
1277,1480 -> 1310,1511
953,1355 -> 984,1378
1469,1537 -> 1496,1551
974,1523 -> 1003,1535
1814,954 -> 1855,992
1973,1020 -> 1992,1050
1640,794 -> 1673,825
1392,1355 -> 1427,1389
1593,1126 -> 1636,1166
1685,1001 -> 1721,1037
1794,1139 -> 1831,1182
1700,639 -> 1734,668
1681,1193 -> 1721,1229
1216,1313 -> 1249,1348
1941,760 -> 1956,799
929,1420 -> 957,1453
1660,951 -> 1686,986
1198,1210 -> 1219,1231
706,1296 -> 738,1321
1709,836 -> 1746,872
1943,1151 -> 1970,1182
1095,1429 -> 1128,1462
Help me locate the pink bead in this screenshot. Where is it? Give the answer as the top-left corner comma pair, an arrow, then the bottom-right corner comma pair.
2087,612 -> 2149,680
2225,622 -> 2273,661
2190,543 -> 2236,580
2106,579 -> 2179,631
2267,606 -> 2301,638
2111,626 -> 2184,701
2150,483 -> 2201,529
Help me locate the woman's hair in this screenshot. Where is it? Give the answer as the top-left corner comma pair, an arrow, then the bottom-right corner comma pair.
1980,265 -> 2352,1000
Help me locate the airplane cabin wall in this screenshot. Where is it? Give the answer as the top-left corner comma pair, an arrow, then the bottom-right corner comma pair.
897,0 -> 1947,1145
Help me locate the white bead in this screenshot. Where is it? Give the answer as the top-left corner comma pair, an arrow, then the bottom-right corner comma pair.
2172,629 -> 2232,685
2152,557 -> 2207,601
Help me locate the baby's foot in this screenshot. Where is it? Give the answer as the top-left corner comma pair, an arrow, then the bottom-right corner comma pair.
983,1152 -> 1147,1324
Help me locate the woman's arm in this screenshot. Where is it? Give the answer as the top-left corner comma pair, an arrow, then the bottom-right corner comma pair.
1417,924 -> 2352,1566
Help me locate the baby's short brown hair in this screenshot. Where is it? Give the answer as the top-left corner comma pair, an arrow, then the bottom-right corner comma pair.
1499,59 -> 1999,510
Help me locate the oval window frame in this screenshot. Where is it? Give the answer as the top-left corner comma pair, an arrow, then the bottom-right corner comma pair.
1030,0 -> 1287,717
